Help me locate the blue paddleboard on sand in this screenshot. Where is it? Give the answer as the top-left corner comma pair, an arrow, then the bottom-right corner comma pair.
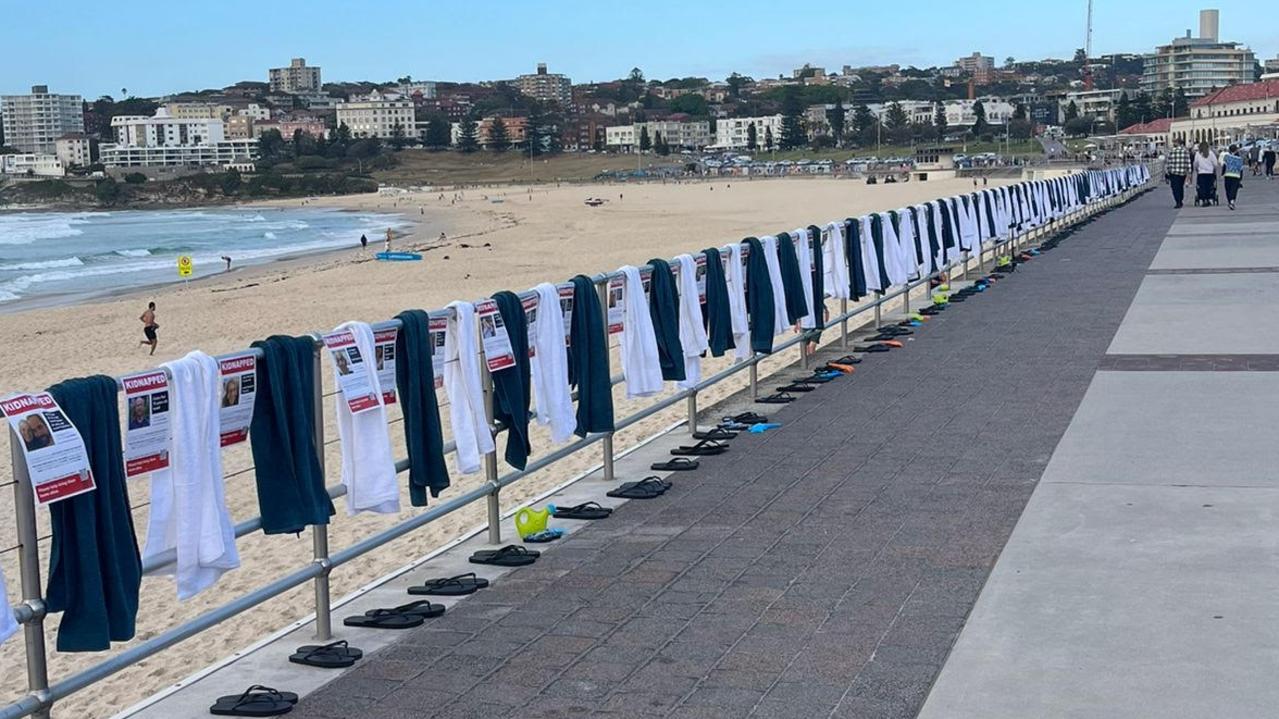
375,252 -> 422,261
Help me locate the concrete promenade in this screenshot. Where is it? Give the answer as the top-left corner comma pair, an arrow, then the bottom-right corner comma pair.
280,176 -> 1263,719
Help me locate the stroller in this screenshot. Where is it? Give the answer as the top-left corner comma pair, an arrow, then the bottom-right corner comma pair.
1194,174 -> 1219,206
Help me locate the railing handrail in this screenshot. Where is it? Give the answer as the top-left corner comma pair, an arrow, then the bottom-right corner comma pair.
0,166 -> 1151,719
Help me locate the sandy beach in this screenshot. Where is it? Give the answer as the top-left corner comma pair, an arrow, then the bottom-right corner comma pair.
0,174 -> 1014,718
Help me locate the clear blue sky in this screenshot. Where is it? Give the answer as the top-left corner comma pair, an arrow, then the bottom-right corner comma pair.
5,0 -> 1277,98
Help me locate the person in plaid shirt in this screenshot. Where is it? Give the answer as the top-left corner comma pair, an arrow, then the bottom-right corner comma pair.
1165,138 -> 1192,208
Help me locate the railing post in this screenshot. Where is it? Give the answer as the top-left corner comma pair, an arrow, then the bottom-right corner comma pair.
873,296 -> 881,329
595,278 -> 615,483
839,298 -> 849,349
480,356 -> 501,544
903,279 -> 911,314
11,433 -> 51,719
748,354 -> 758,400
686,391 -> 698,437
308,342 -> 333,642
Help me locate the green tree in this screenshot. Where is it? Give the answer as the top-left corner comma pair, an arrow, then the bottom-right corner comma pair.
390,122 -> 408,150
971,100 -> 988,137
1172,88 -> 1189,117
764,126 -> 775,152
220,169 -> 242,196
669,94 -> 709,116
123,172 -> 147,184
639,125 -> 651,152
1013,102 -> 1027,120
257,129 -> 286,165
1115,92 -> 1134,129
779,87 -> 806,150
1063,100 -> 1079,123
334,122 -> 353,146
826,104 -> 846,147
746,123 -> 758,151
457,116 -> 480,153
1064,116 -> 1094,137
726,72 -> 751,99
885,101 -> 908,131
487,117 -> 510,151
95,176 -> 121,205
424,115 -> 451,149
853,104 -> 876,146
655,130 -> 670,155
1134,92 -> 1154,123
933,104 -> 949,140
1009,118 -> 1034,140
911,118 -> 934,142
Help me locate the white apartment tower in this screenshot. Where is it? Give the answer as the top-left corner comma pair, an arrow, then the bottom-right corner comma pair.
269,58 -> 323,94
1141,9 -> 1256,98
514,63 -> 573,106
0,85 -> 85,154
335,92 -> 416,139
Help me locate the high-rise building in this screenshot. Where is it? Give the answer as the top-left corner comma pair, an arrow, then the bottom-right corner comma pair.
269,58 -> 323,94
1141,10 -> 1256,98
0,85 -> 85,154
513,63 -> 572,106
955,52 -> 995,83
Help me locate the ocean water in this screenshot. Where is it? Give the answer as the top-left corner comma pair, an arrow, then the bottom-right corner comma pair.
0,207 -> 410,308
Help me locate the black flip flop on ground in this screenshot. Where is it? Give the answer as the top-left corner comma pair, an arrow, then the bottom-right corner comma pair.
651,457 -> 700,471
830,356 -> 862,365
670,439 -> 728,456
606,477 -> 670,500
210,686 -> 297,717
757,391 -> 795,404
693,428 -> 736,441
370,600 -> 445,619
288,640 -> 362,669
776,381 -> 816,393
469,545 -> 541,567
854,344 -> 891,353
342,607 -> 426,630
408,572 -> 490,596
552,502 -> 613,520
724,412 -> 769,425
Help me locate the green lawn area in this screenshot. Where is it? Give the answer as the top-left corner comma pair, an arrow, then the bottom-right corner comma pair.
745,139 -> 1044,163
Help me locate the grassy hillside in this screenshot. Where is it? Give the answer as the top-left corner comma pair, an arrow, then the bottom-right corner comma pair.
372,150 -> 681,186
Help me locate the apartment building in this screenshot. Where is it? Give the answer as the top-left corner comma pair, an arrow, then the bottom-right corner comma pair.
710,115 -> 784,149
99,109 -> 258,167
0,154 -> 65,176
54,133 -> 93,167
335,92 -> 416,139
0,85 -> 84,154
269,58 -> 322,94
1060,88 -> 1127,122
1170,78 -> 1279,145
1141,10 -> 1255,98
514,63 -> 572,106
603,118 -> 711,150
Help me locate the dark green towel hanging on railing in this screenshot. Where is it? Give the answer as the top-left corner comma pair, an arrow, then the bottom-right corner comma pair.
845,219 -> 867,300
646,258 -> 686,382
44,375 -> 142,652
806,224 -> 826,330
394,309 -> 450,506
743,236 -> 776,354
249,335 -> 334,535
776,232 -> 808,325
868,215 -> 891,289
490,290 -> 532,470
701,247 -> 734,357
567,274 -> 614,437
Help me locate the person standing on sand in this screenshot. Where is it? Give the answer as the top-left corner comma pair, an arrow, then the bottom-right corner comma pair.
360,234 -> 368,250
384,228 -> 393,253
139,301 -> 159,356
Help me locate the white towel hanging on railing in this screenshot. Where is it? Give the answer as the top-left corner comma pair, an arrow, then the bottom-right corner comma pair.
674,254 -> 709,389
143,350 -> 240,601
791,228 -> 817,329
723,242 -> 751,362
444,300 -> 495,474
333,320 -> 398,516
618,265 -> 663,398
760,235 -> 790,333
530,282 -> 575,444
822,221 -> 850,300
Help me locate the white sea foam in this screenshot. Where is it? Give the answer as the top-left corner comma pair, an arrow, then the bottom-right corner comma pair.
115,249 -> 152,257
0,257 -> 85,271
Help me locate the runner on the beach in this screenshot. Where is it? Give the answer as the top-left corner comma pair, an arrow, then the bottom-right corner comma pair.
139,301 -> 159,356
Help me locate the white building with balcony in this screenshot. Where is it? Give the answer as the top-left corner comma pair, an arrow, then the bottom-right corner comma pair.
0,85 -> 84,154
99,109 -> 258,167
335,93 -> 416,139
711,115 -> 784,149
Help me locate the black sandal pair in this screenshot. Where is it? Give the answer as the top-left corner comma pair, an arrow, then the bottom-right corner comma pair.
342,600 -> 445,630
670,439 -> 728,456
409,571 -> 490,596
607,476 -> 671,499
552,501 -> 613,520
757,390 -> 795,404
288,640 -> 363,669
470,545 -> 540,567
210,685 -> 298,716
651,457 -> 699,471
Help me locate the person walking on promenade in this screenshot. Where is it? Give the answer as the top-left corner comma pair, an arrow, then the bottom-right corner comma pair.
1222,144 -> 1245,210
1165,138 -> 1191,209
1193,142 -> 1218,206
1264,143 -> 1277,179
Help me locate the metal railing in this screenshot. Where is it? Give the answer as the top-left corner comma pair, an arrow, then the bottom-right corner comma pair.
0,171 -> 1149,719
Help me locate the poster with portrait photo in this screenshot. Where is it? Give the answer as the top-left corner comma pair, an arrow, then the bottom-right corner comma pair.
322,329 -> 380,414
522,295 -> 539,358
1,392 -> 95,505
218,353 -> 257,446
557,284 -> 574,346
475,299 -> 516,372
121,369 -> 171,477
430,317 -> 447,389
606,277 -> 624,335
373,328 -> 398,405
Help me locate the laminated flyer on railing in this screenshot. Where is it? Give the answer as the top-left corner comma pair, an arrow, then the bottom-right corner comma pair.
606,277 -> 623,335
557,284 -> 574,345
522,295 -> 538,357
430,317 -> 446,388
218,353 -> 257,446
1,392 -> 95,505
322,329 -> 380,414
475,299 -> 516,372
373,328 -> 398,405
121,369 -> 171,477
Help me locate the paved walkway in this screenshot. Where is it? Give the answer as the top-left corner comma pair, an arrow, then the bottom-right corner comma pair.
920,179 -> 1279,718
290,184 -> 1173,719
